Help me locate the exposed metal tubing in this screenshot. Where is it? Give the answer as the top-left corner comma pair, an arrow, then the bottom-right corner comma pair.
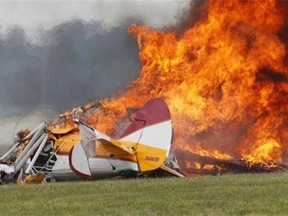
0,143 -> 19,162
14,122 -> 46,167
21,122 -> 44,141
0,122 -> 45,162
25,134 -> 49,174
14,133 -> 46,173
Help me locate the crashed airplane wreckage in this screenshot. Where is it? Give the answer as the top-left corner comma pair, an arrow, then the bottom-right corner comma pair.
179,151 -> 288,176
0,98 -> 184,184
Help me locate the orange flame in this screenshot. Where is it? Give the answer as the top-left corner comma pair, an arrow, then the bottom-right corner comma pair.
181,142 -> 232,160
242,139 -> 282,164
57,0 -> 288,169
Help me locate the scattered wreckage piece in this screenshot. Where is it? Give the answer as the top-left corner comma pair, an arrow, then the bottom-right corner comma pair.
0,122 -> 55,184
177,151 -> 288,175
0,98 -> 183,185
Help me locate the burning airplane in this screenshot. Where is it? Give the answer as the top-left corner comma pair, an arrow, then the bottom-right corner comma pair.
1,0 -> 288,182
0,98 -> 183,184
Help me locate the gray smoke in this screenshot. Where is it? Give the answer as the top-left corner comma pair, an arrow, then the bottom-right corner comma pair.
0,20 -> 142,110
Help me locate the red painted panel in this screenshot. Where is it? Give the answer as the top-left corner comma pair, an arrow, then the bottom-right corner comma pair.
120,98 -> 171,138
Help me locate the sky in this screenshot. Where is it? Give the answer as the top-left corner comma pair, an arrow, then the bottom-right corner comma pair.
0,0 -> 190,41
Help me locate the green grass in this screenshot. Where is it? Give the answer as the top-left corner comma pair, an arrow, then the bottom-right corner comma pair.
1,173 -> 288,216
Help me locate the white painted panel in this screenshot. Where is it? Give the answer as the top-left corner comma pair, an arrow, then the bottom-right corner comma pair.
52,155 -> 138,180
120,120 -> 172,151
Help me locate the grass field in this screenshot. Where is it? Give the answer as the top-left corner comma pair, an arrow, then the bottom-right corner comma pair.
1,173 -> 288,216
